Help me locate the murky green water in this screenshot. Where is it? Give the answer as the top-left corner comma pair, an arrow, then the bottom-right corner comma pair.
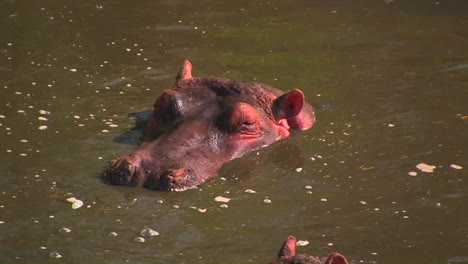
1,1 -> 467,263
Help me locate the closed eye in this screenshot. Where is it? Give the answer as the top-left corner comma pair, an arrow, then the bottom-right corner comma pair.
242,121 -> 256,127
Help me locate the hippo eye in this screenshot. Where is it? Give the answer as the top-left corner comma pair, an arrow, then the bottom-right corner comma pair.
241,121 -> 257,129
221,102 -> 260,134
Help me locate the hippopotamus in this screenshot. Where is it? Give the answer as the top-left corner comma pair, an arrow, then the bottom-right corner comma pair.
103,60 -> 316,191
275,236 -> 348,264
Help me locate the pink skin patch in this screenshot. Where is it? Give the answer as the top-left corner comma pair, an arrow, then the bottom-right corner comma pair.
182,60 -> 192,80
277,119 -> 291,138
325,253 -> 349,264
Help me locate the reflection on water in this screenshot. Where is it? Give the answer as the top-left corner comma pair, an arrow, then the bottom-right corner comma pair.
1,0 -> 467,263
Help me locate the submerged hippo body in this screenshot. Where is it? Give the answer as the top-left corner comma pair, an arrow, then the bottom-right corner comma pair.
103,60 -> 316,191
275,236 -> 348,264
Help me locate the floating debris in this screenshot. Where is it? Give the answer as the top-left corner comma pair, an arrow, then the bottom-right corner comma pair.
408,171 -> 418,176
244,189 -> 256,194
39,110 -> 51,115
220,204 -> 228,208
387,123 -> 395,127
108,232 -> 118,237
58,227 -> 71,234
296,240 -> 309,246
295,167 -> 303,172
140,227 -> 159,237
321,198 -> 328,202
66,197 -> 83,209
263,198 -> 272,204
416,163 -> 436,173
134,236 -> 145,243
49,251 -> 62,259
198,208 -> 207,213
360,165 -> 374,171
450,164 -> 463,170
305,185 -> 313,190
38,125 -> 48,130
359,201 -> 367,205
214,196 -> 231,203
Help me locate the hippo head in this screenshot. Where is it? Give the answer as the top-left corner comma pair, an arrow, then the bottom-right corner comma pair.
103,60 -> 316,191
275,236 -> 349,264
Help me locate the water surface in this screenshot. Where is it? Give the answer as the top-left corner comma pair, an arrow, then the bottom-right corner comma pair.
1,0 -> 467,263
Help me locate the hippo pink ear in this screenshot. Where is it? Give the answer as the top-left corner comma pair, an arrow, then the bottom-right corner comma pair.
325,252 -> 349,264
277,236 -> 297,260
273,88 -> 315,130
273,89 -> 304,121
176,60 -> 193,81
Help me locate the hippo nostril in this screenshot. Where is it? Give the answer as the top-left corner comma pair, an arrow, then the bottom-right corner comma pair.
166,167 -> 186,179
104,153 -> 146,187
159,166 -> 193,191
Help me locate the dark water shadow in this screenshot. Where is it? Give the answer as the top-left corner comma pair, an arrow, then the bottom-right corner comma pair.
219,139 -> 306,188
113,110 -> 152,145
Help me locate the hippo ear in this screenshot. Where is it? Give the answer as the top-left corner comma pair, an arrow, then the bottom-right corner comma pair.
153,90 -> 183,121
277,236 -> 297,260
273,88 -> 315,130
176,60 -> 193,82
273,89 -> 304,120
325,252 -> 349,264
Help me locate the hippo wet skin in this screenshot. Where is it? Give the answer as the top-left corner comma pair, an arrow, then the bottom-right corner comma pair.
103,60 -> 316,191
275,236 -> 348,264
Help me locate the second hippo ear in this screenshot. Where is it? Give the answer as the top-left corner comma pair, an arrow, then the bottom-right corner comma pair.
273,89 -> 304,121
175,60 -> 193,82
325,253 -> 349,264
277,236 -> 297,260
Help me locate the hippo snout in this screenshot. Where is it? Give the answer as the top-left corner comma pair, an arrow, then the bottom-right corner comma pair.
104,153 -> 145,187
104,153 -> 199,191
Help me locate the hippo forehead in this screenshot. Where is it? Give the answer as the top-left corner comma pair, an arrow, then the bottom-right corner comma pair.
173,77 -> 280,120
